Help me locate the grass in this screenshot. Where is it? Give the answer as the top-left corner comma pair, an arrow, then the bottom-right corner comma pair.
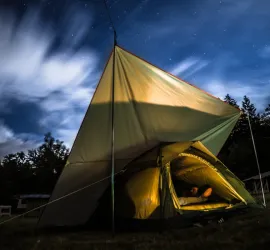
0,198 -> 269,249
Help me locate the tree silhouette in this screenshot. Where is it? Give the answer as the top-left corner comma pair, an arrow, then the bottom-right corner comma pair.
220,95 -> 270,179
224,94 -> 239,109
0,133 -> 69,204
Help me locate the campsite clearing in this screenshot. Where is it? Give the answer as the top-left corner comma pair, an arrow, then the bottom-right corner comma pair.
0,200 -> 269,250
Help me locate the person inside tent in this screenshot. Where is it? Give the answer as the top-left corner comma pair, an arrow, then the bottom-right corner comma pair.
178,185 -> 213,206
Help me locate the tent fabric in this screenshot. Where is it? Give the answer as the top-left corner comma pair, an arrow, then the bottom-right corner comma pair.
170,153 -> 245,203
116,167 -> 160,219
179,202 -> 231,211
164,163 -> 182,212
111,142 -> 255,219
39,46 -> 241,227
185,142 -> 255,204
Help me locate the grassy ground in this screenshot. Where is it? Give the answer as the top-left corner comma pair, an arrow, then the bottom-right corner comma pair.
0,197 -> 269,249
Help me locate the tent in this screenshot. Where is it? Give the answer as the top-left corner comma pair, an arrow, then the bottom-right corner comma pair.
39,45 -> 256,227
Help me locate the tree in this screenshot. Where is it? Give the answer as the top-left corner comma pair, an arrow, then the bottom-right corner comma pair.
260,104 -> 270,135
242,95 -> 257,118
239,96 -> 261,137
224,94 -> 239,109
0,133 -> 69,203
26,133 -> 70,193
220,95 -> 264,178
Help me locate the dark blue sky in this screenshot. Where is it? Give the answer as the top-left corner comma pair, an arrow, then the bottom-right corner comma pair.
1,0 -> 270,157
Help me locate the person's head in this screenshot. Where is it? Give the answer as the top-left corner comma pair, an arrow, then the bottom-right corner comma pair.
190,186 -> 199,196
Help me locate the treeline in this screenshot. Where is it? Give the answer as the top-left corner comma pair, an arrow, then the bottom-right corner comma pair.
219,94 -> 270,179
0,133 -> 69,204
0,94 -> 270,204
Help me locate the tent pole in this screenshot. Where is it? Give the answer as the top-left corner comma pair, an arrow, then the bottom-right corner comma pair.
103,0 -> 118,236
246,112 -> 266,207
111,40 -> 116,237
158,145 -> 164,233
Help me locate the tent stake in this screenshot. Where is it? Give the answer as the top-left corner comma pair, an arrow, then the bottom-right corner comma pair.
246,112 -> 266,207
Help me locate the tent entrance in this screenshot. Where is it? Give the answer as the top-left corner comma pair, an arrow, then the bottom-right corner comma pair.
166,152 -> 244,212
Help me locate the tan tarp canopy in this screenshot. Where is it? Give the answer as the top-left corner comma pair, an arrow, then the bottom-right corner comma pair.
39,46 -> 241,227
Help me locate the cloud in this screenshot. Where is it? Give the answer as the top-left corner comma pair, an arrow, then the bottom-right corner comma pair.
0,122 -> 38,158
39,110 -> 85,149
169,51 -> 270,112
0,6 -> 99,155
202,79 -> 270,111
170,57 -> 209,79
170,58 -> 199,76
0,8 -> 98,102
259,46 -> 270,59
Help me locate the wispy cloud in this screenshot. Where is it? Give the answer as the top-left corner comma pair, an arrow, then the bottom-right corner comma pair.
0,8 -> 98,102
170,52 -> 270,112
0,121 -> 38,158
170,58 -> 199,76
259,46 -> 270,59
0,6 -> 99,155
170,57 -> 209,78
201,78 -> 270,111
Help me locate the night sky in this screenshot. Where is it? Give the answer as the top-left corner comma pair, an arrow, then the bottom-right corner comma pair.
1,0 -> 270,157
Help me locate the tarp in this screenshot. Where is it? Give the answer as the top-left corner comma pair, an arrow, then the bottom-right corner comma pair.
39,46 -> 240,227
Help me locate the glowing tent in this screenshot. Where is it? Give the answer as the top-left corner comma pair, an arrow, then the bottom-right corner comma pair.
39,46 -> 255,227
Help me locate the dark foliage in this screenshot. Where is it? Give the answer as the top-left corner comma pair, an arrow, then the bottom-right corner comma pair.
219,95 -> 270,179
0,133 -> 69,204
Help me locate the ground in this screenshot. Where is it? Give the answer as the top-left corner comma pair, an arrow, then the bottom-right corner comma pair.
0,196 -> 269,250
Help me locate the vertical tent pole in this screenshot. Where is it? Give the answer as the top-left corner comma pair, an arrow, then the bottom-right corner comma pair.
111,35 -> 116,237
158,146 -> 164,233
246,112 -> 266,207
103,0 -> 118,236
